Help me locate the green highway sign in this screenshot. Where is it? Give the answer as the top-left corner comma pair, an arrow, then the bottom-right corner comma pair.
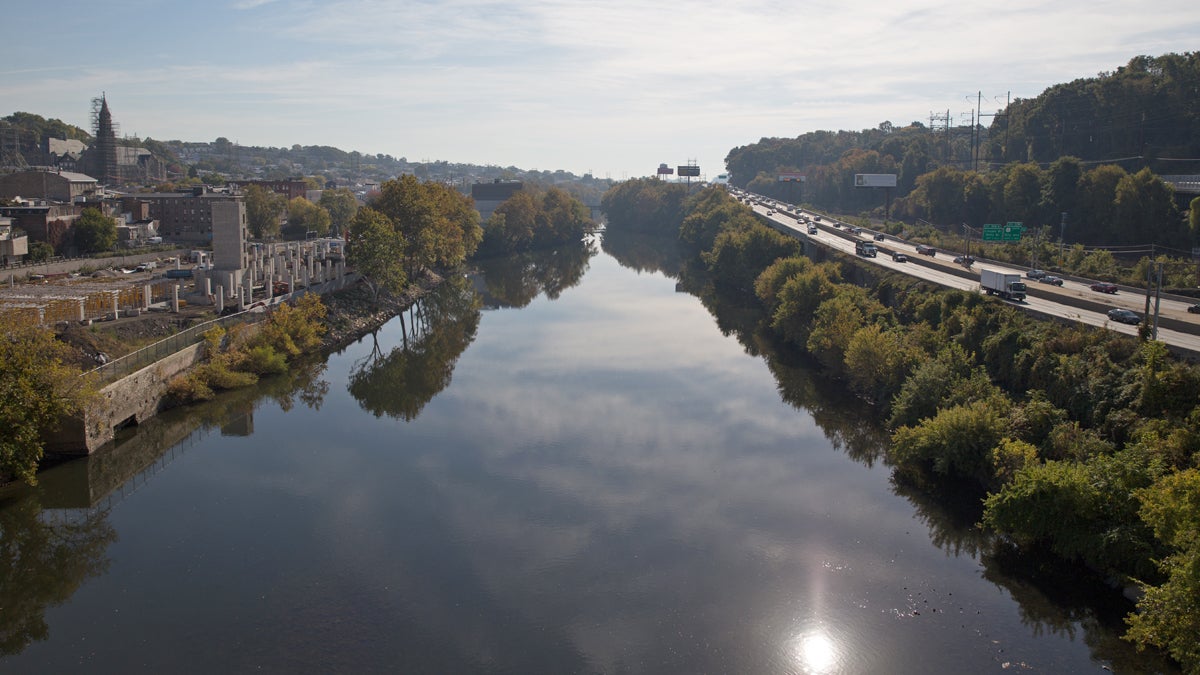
982,222 -> 1023,242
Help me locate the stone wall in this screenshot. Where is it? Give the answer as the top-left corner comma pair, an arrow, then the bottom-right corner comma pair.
43,342 -> 205,457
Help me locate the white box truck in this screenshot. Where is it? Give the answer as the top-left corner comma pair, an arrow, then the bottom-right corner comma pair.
980,269 -> 1027,301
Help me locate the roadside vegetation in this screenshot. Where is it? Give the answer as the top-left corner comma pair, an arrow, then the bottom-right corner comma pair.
165,294 -> 327,405
603,179 -> 1200,672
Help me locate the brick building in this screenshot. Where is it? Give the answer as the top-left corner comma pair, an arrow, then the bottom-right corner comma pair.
0,203 -> 83,250
121,187 -> 244,244
0,170 -> 99,202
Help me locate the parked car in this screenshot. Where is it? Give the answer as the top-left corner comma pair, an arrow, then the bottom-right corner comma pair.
1026,269 -> 1047,279
915,244 -> 936,256
1189,304 -> 1200,314
892,252 -> 908,262
1091,282 -> 1119,294
1038,275 -> 1064,286
1107,308 -> 1141,325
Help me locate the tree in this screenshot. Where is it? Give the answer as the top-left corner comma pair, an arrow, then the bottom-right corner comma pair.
1127,468 -> 1200,672
370,175 -> 481,277
0,316 -> 94,484
25,241 -> 53,263
286,197 -> 331,237
244,185 -> 286,239
319,188 -> 359,236
347,207 -> 407,301
71,208 -> 116,254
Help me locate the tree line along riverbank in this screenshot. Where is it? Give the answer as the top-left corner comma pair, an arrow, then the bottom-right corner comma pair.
601,178 -> 1200,673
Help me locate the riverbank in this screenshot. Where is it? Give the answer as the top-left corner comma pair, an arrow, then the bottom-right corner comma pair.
319,269 -> 444,351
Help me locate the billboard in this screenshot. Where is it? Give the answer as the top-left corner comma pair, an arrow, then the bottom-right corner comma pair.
854,173 -> 897,188
656,163 -> 674,175
778,172 -> 806,182
678,165 -> 701,177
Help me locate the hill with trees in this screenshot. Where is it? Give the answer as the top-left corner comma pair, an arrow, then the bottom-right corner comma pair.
725,52 -> 1200,248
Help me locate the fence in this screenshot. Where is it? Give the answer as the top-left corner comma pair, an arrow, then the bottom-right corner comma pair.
86,309 -> 269,384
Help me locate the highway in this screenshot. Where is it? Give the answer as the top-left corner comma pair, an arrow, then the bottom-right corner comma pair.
730,189 -> 1200,357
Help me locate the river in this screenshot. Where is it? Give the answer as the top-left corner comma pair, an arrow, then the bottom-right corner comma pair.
0,232 -> 1176,673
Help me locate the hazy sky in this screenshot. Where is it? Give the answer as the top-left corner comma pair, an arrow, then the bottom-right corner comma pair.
3,1 -> 1197,179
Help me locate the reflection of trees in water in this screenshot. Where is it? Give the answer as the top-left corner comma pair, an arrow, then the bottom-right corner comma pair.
474,240 -> 596,309
348,276 -> 482,421
980,543 -> 1180,674
600,229 -> 683,277
0,496 -> 116,656
681,260 -> 1175,671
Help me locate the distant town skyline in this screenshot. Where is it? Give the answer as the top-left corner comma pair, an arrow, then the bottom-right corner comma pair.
3,1 -> 1198,180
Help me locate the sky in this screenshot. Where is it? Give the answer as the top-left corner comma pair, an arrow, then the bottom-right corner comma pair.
2,0 -> 1198,180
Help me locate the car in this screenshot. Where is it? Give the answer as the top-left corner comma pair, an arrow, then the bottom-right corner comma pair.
1038,275 -> 1064,286
807,225 -> 818,235
892,252 -> 908,262
1107,308 -> 1141,325
850,227 -> 863,235
915,244 -> 936,256
1188,303 -> 1200,314
873,233 -> 885,241
953,255 -> 975,266
1026,269 -> 1047,279
1091,282 -> 1118,294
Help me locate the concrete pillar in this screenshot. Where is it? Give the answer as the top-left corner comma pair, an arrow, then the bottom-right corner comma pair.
302,265 -> 310,289
215,287 -> 224,313
244,274 -> 253,307
143,284 -> 152,308
265,274 -> 273,301
204,277 -> 212,297
111,292 -> 119,320
172,285 -> 179,313
77,299 -> 86,322
237,285 -> 245,312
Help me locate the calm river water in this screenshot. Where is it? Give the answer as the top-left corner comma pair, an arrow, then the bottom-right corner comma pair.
0,233 -> 1175,673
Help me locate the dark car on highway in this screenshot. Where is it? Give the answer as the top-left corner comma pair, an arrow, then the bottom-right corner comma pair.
1026,269 -> 1047,279
1189,304 -> 1200,314
892,251 -> 908,262
1038,275 -> 1064,286
1091,282 -> 1118,294
1107,308 -> 1141,325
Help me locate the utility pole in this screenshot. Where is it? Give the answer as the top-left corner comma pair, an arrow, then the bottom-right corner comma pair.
1059,212 -> 1067,263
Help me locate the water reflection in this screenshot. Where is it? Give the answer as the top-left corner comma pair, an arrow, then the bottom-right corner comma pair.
601,228 -> 684,278
348,275 -> 482,420
472,241 -> 595,308
0,495 -> 115,656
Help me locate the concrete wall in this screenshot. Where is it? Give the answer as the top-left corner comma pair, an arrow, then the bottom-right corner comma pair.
43,342 -> 206,457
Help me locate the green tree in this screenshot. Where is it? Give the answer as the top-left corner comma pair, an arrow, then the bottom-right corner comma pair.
347,207 -> 407,301
891,398 -> 1010,487
244,184 -> 286,239
25,241 -> 53,263
371,175 -> 481,277
71,208 -> 116,254
0,317 -> 94,484
1127,468 -> 1200,672
318,188 -> 359,236
286,197 -> 332,237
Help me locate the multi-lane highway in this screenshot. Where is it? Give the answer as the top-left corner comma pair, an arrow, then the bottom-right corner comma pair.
729,189 -> 1200,356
